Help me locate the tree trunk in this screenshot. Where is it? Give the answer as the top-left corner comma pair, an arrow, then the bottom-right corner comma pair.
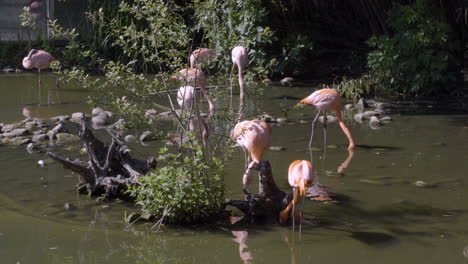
47,116 -> 157,200
226,161 -> 292,224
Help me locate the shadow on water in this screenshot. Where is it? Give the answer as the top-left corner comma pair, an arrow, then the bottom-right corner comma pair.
354,144 -> 403,151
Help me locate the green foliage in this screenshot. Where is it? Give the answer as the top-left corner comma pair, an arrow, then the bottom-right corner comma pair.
366,4 -> 455,96
276,33 -> 314,76
128,139 -> 225,224
193,0 -> 276,79
19,7 -> 37,30
0,42 -> 28,67
334,74 -> 373,100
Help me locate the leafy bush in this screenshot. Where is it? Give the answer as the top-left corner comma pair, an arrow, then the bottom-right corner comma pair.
366,4 -> 455,96
192,0 -> 276,79
334,74 -> 373,100
128,139 -> 225,224
276,33 -> 314,76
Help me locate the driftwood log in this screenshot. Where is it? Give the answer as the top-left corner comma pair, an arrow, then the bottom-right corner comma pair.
47,117 -> 157,200
226,161 -> 292,224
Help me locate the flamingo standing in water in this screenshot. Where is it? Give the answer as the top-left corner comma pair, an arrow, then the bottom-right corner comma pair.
231,46 -> 248,103
279,160 -> 315,231
231,120 -> 272,195
22,49 -> 55,87
177,85 -> 195,109
189,48 -> 220,69
171,68 -> 215,117
174,85 -> 209,146
295,88 -> 355,150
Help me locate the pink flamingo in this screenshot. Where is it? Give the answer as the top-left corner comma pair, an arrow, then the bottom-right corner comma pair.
22,49 -> 55,88
296,88 -> 355,150
231,120 -> 272,195
231,46 -> 248,103
279,160 -> 315,232
177,85 -> 195,109
189,48 -> 220,69
170,68 -> 215,117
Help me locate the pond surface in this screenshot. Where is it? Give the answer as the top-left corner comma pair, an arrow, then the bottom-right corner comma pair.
1,73 -> 468,264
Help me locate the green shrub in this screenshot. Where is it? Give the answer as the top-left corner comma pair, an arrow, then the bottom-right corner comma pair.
128,138 -> 225,224
334,74 -> 373,100
366,3 -> 455,96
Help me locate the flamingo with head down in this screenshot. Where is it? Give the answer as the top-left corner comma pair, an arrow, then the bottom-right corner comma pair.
171,68 -> 215,117
189,48 -> 220,69
295,88 -> 355,150
231,119 -> 272,195
231,46 -> 248,103
23,49 -> 55,87
279,160 -> 315,232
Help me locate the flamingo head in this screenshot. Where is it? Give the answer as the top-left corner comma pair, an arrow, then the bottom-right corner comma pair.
22,57 -> 33,70
279,208 -> 290,224
169,74 -> 179,81
294,98 -> 311,109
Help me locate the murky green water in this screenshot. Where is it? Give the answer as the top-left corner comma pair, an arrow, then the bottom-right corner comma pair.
1,73 -> 467,264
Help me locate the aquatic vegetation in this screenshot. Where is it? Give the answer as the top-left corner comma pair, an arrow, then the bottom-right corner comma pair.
127,139 -> 225,224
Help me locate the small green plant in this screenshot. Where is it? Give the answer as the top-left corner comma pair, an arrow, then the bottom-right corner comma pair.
334,74 -> 373,99
128,138 -> 225,224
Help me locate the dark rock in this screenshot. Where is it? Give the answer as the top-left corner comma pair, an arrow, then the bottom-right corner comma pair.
1,124 -> 18,133
2,67 -> 15,73
24,121 -> 36,131
50,115 -> 70,122
319,115 -> 337,123
276,117 -> 288,123
344,104 -> 353,110
51,123 -> 68,134
2,128 -> 29,138
375,102 -> 395,110
144,109 -> 158,120
33,128 -> 47,135
369,116 -> 381,130
34,119 -> 49,128
362,111 -> 378,119
56,133 -> 80,143
124,135 -> 137,143
139,131 -> 154,142
355,98 -> 367,110
353,113 -> 363,123
32,134 -> 48,142
380,116 -> 392,122
64,202 -> 76,211
3,137 -> 31,145
269,146 -> 286,151
26,143 -> 37,154
280,77 -> 294,86
47,130 -> 57,140
92,107 -> 104,116
259,113 -> 276,123
70,112 -> 85,124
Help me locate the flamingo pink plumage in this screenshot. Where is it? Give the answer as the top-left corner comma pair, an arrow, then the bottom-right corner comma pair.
279,160 -> 315,226
171,68 -> 215,117
231,46 -> 248,103
231,120 -> 272,194
189,48 -> 220,69
296,88 -> 355,150
22,49 -> 55,91
23,49 -> 55,71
